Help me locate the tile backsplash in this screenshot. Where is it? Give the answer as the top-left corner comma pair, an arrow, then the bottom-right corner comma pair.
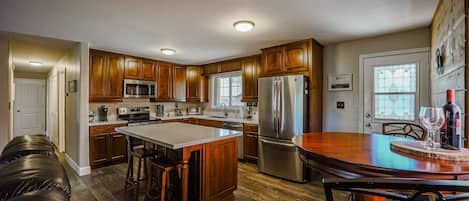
89,99 -> 258,121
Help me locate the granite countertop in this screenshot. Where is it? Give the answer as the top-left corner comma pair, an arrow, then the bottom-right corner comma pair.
115,122 -> 242,149
160,115 -> 258,125
89,120 -> 128,126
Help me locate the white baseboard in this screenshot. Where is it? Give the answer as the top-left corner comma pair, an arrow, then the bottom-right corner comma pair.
64,153 -> 91,176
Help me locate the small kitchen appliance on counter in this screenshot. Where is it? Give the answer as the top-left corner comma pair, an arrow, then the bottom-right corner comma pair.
187,106 -> 202,115
98,105 -> 109,122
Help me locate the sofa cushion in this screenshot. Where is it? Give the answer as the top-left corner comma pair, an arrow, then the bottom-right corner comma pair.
6,190 -> 68,201
0,155 -> 70,201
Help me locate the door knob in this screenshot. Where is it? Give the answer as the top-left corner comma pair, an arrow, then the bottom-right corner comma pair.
16,109 -> 20,112
366,113 -> 371,118
365,123 -> 371,128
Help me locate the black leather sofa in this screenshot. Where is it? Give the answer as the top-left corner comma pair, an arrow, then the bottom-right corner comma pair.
0,135 -> 71,201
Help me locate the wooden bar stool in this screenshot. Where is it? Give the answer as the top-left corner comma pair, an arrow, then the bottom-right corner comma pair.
145,157 -> 182,201
125,137 -> 157,201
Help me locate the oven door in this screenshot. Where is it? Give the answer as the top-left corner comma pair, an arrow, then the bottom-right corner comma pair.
123,79 -> 155,98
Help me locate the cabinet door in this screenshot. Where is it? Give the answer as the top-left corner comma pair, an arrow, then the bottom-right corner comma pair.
243,133 -> 258,161
204,138 -> 238,201
172,65 -> 186,102
142,59 -> 155,81
284,41 -> 310,73
90,133 -> 109,166
220,59 -> 242,73
156,62 -> 173,101
89,50 -> 108,98
200,75 -> 209,103
107,54 -> 124,98
203,63 -> 220,75
124,56 -> 141,79
186,67 -> 201,102
262,47 -> 284,76
241,56 -> 259,102
109,132 -> 126,161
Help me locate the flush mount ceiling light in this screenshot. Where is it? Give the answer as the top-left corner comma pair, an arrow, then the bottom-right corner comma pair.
29,61 -> 42,66
160,48 -> 176,55
233,20 -> 255,32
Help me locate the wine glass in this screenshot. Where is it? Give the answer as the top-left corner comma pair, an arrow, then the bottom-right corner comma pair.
419,107 -> 445,150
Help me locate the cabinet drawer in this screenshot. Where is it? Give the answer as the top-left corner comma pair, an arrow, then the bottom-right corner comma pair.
90,124 -> 127,135
243,124 -> 258,133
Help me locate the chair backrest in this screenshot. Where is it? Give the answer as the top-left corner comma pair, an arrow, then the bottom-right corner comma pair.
323,177 -> 469,201
382,122 -> 426,140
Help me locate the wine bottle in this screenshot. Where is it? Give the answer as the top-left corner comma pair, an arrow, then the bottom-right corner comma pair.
441,89 -> 462,150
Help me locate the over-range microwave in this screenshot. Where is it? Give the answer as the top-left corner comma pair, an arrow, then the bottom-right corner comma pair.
123,79 -> 156,98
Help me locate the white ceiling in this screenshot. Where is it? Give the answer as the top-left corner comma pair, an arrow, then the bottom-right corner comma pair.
10,34 -> 76,73
0,0 -> 438,65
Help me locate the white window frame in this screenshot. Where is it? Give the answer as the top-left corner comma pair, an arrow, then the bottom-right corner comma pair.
210,71 -> 243,109
371,63 -> 419,122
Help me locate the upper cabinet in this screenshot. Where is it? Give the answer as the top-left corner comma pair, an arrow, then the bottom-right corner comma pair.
186,66 -> 207,102
172,65 -> 186,102
261,40 -> 312,76
124,57 -> 155,81
220,59 -> 242,72
89,50 -> 124,102
203,63 -> 220,75
241,55 -> 260,102
155,62 -> 173,101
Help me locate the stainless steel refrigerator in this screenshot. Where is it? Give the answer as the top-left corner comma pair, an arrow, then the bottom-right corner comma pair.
258,75 -> 309,182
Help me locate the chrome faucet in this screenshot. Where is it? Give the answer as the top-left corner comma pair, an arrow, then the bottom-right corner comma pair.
221,103 -> 229,117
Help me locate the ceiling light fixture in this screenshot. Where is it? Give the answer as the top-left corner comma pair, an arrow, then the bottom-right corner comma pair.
29,61 -> 42,66
233,20 -> 255,32
160,48 -> 176,55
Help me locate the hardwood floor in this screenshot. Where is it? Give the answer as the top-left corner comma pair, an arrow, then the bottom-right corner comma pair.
62,158 -> 336,201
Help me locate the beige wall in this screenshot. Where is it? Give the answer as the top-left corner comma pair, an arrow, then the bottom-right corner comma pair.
430,0 -> 465,135
0,35 -> 11,150
323,27 -> 431,132
14,70 -> 47,79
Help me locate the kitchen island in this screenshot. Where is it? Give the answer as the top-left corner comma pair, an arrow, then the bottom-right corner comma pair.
115,122 -> 241,201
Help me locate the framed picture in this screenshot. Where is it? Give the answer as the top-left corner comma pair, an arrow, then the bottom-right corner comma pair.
328,74 -> 352,91
68,80 -> 77,93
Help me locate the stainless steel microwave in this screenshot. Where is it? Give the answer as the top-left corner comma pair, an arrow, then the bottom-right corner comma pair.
123,79 -> 156,98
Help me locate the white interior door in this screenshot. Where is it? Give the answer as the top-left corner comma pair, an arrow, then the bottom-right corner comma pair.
362,50 -> 430,133
14,78 -> 46,137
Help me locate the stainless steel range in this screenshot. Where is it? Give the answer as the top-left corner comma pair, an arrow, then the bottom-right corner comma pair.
117,106 -> 160,126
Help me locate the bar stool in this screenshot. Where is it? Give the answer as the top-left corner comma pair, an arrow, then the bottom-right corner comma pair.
145,157 -> 182,201
125,138 -> 157,201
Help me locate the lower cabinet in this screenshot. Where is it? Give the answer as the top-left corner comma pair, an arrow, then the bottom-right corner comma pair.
89,124 -> 127,168
243,124 -> 258,163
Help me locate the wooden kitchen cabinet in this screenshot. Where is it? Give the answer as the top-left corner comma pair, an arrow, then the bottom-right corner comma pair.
203,63 -> 220,75
220,59 -> 242,72
186,66 -> 205,102
262,46 -> 284,76
241,55 -> 260,102
243,124 -> 258,163
89,124 -> 127,168
155,61 -> 173,101
204,137 -> 238,201
261,39 -> 313,76
141,59 -> 156,81
124,56 -> 141,80
89,50 -> 124,102
172,65 -> 186,102
284,41 -> 310,73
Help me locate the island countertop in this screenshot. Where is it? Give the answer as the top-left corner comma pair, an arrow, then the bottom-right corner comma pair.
115,122 -> 242,149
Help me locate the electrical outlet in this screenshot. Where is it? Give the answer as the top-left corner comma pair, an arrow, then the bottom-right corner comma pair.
337,101 -> 345,109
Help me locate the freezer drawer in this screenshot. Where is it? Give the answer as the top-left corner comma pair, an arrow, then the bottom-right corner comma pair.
257,137 -> 307,182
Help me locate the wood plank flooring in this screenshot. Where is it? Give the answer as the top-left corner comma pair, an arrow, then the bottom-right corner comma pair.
62,158 -> 338,201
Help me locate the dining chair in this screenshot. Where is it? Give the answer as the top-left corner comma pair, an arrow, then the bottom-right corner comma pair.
323,177 -> 469,201
382,122 -> 426,140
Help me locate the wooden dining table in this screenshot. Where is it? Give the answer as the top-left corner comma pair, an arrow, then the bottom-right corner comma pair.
293,132 -> 469,180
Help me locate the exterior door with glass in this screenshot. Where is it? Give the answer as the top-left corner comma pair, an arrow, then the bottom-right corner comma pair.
362,50 -> 430,133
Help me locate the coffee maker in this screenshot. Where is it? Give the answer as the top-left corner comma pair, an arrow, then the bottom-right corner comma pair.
98,105 -> 109,122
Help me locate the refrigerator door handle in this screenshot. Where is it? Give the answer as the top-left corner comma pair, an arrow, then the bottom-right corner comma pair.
260,138 -> 297,147
275,79 -> 281,138
273,79 -> 278,135
278,78 -> 283,135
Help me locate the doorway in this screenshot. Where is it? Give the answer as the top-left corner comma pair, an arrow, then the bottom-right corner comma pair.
359,48 -> 430,133
13,78 -> 46,137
